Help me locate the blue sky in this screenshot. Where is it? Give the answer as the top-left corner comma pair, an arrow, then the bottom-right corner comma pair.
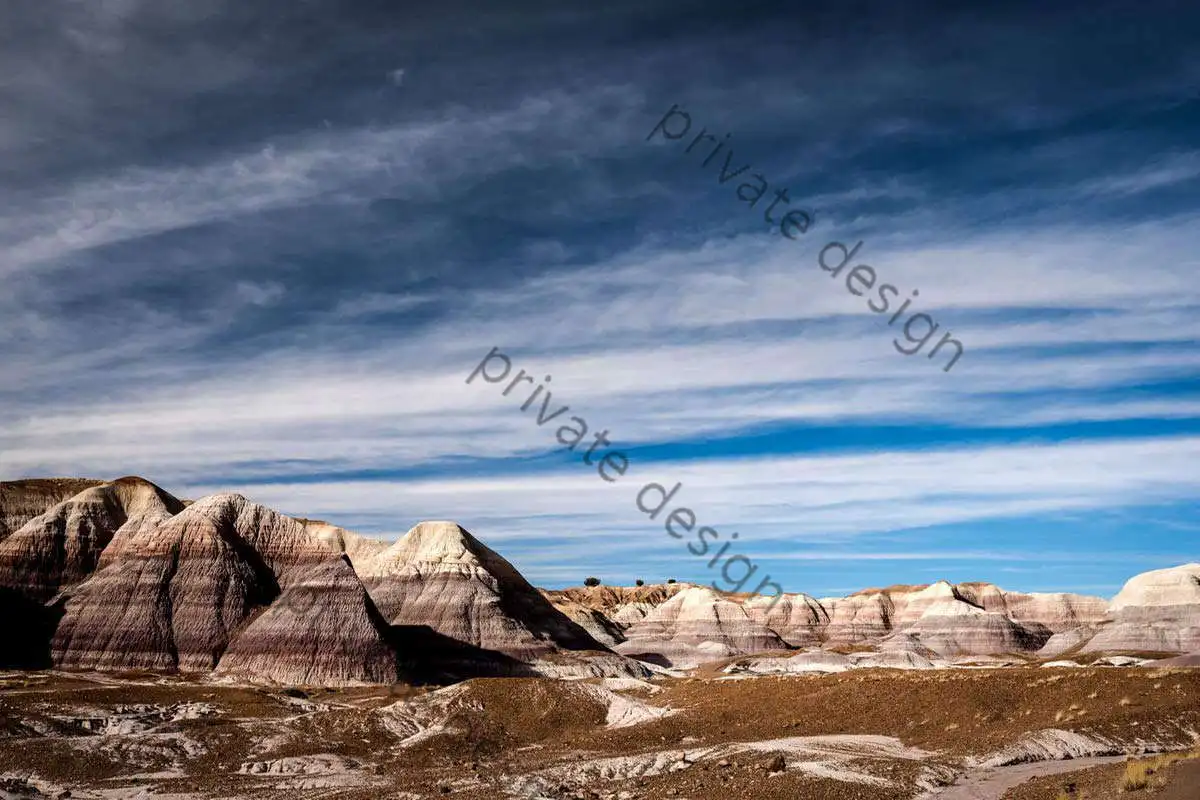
1,0 -> 1198,597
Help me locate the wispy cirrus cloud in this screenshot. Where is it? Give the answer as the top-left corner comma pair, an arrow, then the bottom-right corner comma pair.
2,0 -> 1198,597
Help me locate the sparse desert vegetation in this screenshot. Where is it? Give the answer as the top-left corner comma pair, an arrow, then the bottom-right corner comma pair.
1000,745 -> 1200,800
4,666 -> 1196,800
1118,748 -> 1200,792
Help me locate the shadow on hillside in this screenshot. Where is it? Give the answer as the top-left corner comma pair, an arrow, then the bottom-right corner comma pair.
612,650 -> 671,668
387,624 -> 541,685
0,588 -> 62,669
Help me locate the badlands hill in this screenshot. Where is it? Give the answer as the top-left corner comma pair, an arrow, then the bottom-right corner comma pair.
612,585 -> 789,667
1,476 -> 1197,684
0,477 -> 632,684
0,477 -> 105,540
545,568 -> 1200,669
1079,562 -> 1200,654
353,521 -> 602,659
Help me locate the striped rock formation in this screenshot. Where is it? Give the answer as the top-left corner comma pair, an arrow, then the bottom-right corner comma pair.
555,579 -> 1107,663
743,591 -> 829,648
614,586 -> 788,668
0,478 -> 105,541
0,477 -> 183,668
0,477 -> 184,603
896,582 -> 1049,657
1081,563 -> 1200,654
357,521 -> 608,662
820,591 -> 896,645
541,583 -> 688,646
51,493 -> 398,685
215,558 -> 397,685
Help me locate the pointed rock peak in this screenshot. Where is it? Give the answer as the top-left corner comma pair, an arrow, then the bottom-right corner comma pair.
183,492 -> 253,515
362,519 -> 606,660
214,558 -> 398,686
172,493 -> 302,537
676,585 -> 722,605
56,476 -> 186,521
0,476 -> 187,601
105,476 -> 187,514
399,520 -> 481,553
914,580 -> 957,597
366,520 -> 525,583
0,478 -> 107,540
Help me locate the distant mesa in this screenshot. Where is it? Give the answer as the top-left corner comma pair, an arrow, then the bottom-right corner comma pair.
545,569 -> 1196,670
613,585 -> 788,668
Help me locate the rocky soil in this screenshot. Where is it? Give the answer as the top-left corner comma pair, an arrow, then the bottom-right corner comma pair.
0,667 -> 1197,800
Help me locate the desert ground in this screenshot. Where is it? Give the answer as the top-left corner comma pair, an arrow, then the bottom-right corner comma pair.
2,666 -> 1198,800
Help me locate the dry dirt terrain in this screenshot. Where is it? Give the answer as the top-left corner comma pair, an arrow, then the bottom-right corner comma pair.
999,750 -> 1200,800
1,666 -> 1197,800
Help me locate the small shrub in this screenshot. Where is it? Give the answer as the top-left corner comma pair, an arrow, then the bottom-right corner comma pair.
635,579 -> 645,587
583,576 -> 601,587
666,578 -> 677,584
1120,760 -> 1150,791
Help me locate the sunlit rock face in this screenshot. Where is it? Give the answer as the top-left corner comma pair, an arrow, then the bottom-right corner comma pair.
614,586 -> 789,668
743,592 -> 829,648
0,478 -> 106,541
0,477 -> 184,603
1082,563 -> 1200,654
359,520 -> 606,660
49,492 -> 397,685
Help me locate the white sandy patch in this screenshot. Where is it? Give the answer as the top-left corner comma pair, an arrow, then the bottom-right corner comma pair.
377,684 -> 474,746
50,703 -> 216,736
506,732 -> 937,796
739,734 -> 935,786
570,684 -> 674,728
599,677 -> 662,694
69,731 -> 206,770
239,753 -> 360,775
971,728 -> 1189,768
237,754 -> 381,792
1,771 -> 206,800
